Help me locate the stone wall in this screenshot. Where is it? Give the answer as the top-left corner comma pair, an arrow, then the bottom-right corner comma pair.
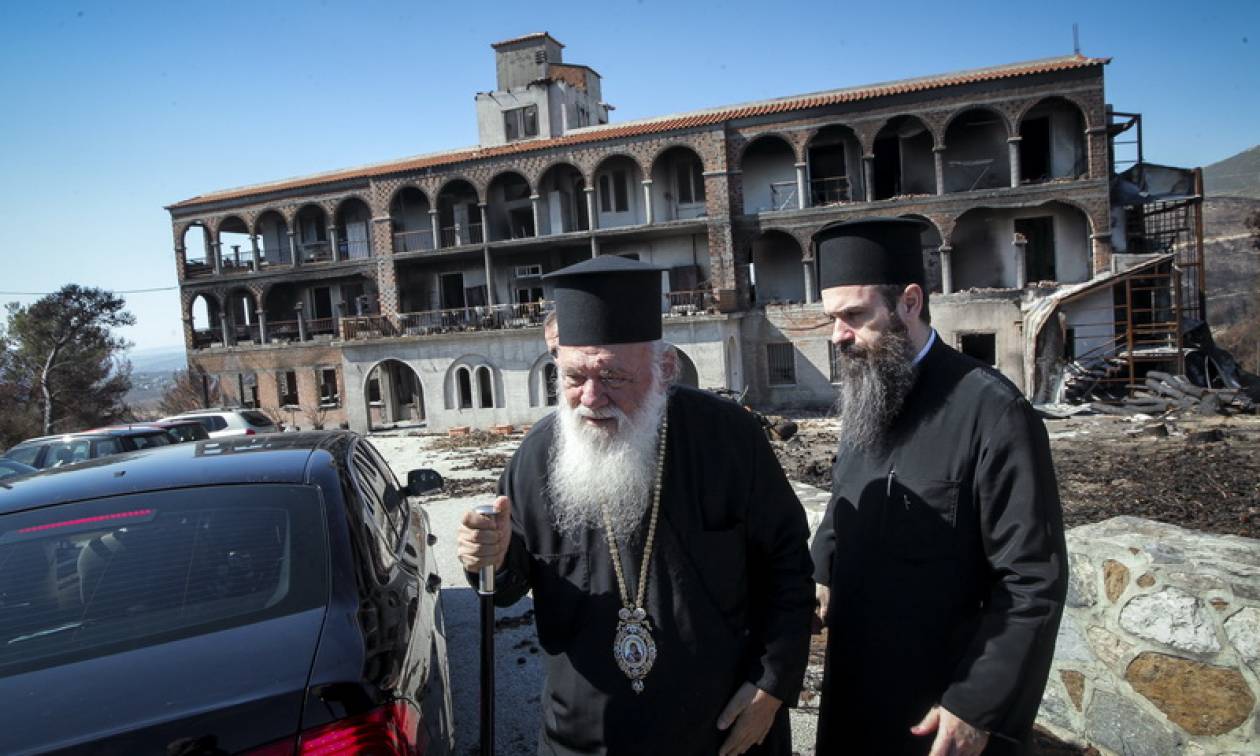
1039,516 -> 1260,755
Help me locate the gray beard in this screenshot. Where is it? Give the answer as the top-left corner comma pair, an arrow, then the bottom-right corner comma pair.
833,320 -> 918,453
547,372 -> 669,542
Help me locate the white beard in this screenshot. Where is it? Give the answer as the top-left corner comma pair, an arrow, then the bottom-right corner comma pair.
547,368 -> 669,542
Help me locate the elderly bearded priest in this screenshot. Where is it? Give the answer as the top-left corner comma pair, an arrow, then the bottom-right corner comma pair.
458,256 -> 814,755
810,219 -> 1068,756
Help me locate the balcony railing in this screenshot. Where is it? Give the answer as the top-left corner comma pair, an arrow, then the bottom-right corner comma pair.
191,328 -> 219,349
393,229 -> 435,254
768,181 -> 798,211
341,301 -> 553,341
185,258 -> 214,278
231,323 -> 260,343
300,241 -> 333,263
307,317 -> 337,337
810,176 -> 851,207
439,223 -> 485,248
665,290 -> 716,316
338,238 -> 371,259
268,319 -> 300,341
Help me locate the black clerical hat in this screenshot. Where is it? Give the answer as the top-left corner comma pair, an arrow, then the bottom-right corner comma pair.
816,218 -> 927,290
542,256 -> 665,346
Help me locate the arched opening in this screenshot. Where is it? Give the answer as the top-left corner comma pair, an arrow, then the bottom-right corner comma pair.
872,116 -> 935,200
544,362 -> 559,406
218,216 -> 253,272
390,187 -> 433,253
593,155 -> 645,228
537,163 -> 588,235
951,202 -> 1092,290
672,346 -> 700,387
650,146 -> 707,221
226,288 -> 259,343
335,197 -> 372,259
486,172 -> 535,241
750,231 -> 805,305
295,205 -> 331,263
436,180 -> 481,247
456,366 -> 474,409
182,224 -> 212,278
943,108 -> 1010,193
256,210 -> 291,266
263,283 -> 302,342
806,125 -> 862,206
476,365 -> 494,408
740,135 -> 797,212
189,293 -> 219,349
1019,98 -> 1087,184
899,215 -> 945,294
365,359 -> 425,430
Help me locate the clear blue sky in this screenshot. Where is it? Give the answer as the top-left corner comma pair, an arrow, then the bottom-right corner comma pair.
1,0 -> 1256,353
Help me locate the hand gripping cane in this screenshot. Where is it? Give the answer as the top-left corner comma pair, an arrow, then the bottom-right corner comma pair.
475,503 -> 497,756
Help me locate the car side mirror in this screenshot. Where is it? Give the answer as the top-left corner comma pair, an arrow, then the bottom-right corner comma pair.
407,468 -> 444,496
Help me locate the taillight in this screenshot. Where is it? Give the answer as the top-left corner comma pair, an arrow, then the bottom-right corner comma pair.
245,428 -> 256,436
243,701 -> 426,756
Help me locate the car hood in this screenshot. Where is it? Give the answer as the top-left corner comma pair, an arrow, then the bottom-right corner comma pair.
0,607 -> 326,755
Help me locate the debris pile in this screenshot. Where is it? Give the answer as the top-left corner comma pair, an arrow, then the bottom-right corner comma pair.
1091,370 -> 1256,417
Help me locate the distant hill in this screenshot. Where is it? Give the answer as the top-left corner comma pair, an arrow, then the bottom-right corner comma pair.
126,346 -> 188,374
1204,145 -> 1260,198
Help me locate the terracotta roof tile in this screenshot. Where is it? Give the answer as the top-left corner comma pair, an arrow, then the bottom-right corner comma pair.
168,54 -> 1107,210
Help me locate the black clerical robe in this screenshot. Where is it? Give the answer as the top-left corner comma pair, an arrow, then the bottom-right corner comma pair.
811,337 -> 1067,755
484,386 -> 814,755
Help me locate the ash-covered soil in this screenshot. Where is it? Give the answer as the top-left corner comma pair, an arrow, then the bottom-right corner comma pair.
771,413 -> 1260,539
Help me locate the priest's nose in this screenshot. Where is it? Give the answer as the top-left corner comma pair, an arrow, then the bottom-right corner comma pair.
579,378 -> 608,408
831,319 -> 855,346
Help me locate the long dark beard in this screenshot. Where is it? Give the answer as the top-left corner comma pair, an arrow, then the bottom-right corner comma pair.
833,318 -> 918,453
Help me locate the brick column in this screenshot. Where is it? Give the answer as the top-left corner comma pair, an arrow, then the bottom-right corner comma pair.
429,209 -> 441,249
256,309 -> 268,345
296,305 -> 307,342
802,253 -> 816,305
288,231 -> 300,266
1086,126 -> 1110,180
328,225 -> 340,262
939,244 -> 954,294
250,235 -> 261,271
1013,234 -> 1028,288
584,186 -> 598,230
219,312 -> 231,347
794,163 -> 808,209
175,245 -> 187,282
211,242 -> 223,275
1091,232 -> 1114,276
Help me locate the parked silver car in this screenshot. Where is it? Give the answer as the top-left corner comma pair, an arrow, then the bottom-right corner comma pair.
158,409 -> 279,438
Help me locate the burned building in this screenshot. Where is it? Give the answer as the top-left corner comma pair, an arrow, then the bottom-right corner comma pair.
167,33 -> 1203,431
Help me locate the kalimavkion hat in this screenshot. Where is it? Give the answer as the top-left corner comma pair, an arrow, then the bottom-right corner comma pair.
815,217 -> 927,290
542,255 -> 665,346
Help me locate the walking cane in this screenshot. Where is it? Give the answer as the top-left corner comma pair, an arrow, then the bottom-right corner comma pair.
475,503 -> 497,756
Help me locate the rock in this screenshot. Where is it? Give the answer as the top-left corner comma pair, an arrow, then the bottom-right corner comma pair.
1224,607 -> 1260,668
1059,669 -> 1085,711
1104,559 -> 1130,603
1038,678 -> 1075,730
1087,625 -> 1135,669
1085,690 -> 1183,756
1067,552 -> 1097,608
1054,614 -> 1093,663
1137,572 -> 1156,588
1209,597 -> 1229,612
1144,542 -> 1186,564
1124,652 -> 1255,735
1119,587 -> 1221,654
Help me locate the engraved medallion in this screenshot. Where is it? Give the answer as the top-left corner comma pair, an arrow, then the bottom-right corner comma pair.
613,617 -> 658,693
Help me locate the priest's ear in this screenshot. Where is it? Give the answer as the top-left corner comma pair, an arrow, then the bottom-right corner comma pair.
898,284 -> 929,325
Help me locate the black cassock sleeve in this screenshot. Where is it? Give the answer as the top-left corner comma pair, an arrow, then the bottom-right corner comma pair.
809,492 -> 837,586
940,397 -> 1068,742
741,415 -> 815,706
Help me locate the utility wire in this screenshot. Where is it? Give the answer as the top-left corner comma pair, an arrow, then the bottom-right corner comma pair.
0,286 -> 180,294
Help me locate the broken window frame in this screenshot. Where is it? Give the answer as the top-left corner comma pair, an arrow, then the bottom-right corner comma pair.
503,105 -> 540,142
766,342 -> 797,386
318,367 -> 340,408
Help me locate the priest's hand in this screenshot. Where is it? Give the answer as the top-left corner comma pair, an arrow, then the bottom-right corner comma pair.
716,682 -> 781,756
814,583 -> 830,630
457,496 -> 512,573
910,705 -> 989,756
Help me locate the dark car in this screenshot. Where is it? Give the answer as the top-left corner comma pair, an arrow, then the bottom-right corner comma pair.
3,427 -> 179,470
0,459 -> 35,480
149,419 -> 212,443
0,432 -> 453,754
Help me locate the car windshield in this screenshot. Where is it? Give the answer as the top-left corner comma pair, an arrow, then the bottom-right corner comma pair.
0,484 -> 328,677
241,411 -> 274,428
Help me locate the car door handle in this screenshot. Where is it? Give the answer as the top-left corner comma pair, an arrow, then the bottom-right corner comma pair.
425,573 -> 442,594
